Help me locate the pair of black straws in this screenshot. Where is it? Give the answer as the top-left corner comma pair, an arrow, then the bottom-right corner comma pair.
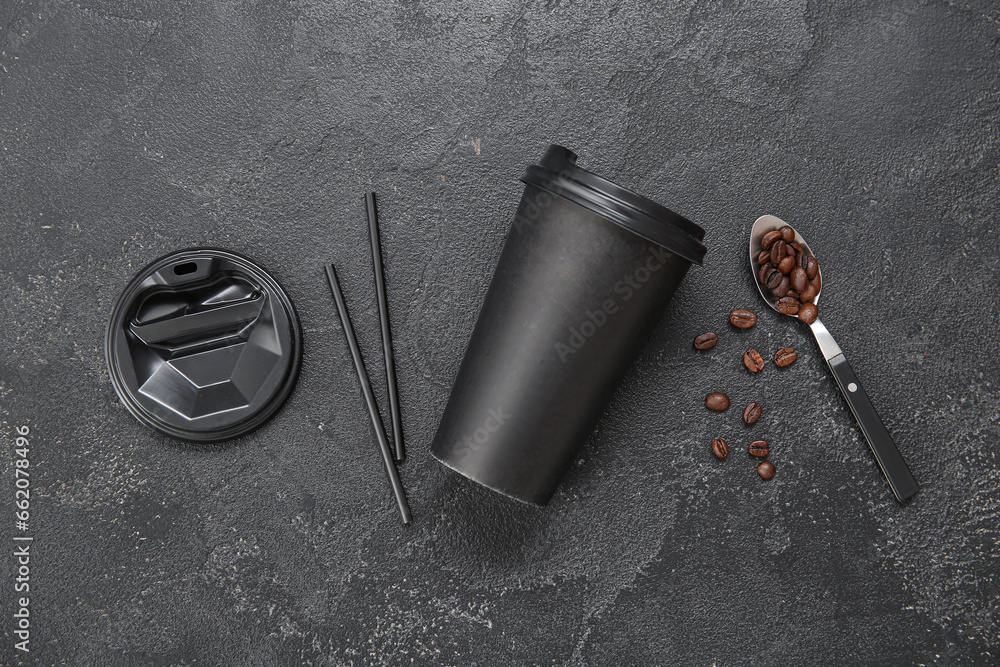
325,193 -> 411,524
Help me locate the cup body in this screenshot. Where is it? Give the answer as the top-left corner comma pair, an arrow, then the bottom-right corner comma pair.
430,146 -> 705,505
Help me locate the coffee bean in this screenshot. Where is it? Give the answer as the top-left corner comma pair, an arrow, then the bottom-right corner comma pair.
729,308 -> 757,329
749,440 -> 770,457
743,402 -> 762,424
712,438 -> 729,459
757,460 -> 776,480
775,296 -> 800,315
810,274 -> 821,293
791,242 -> 803,253
771,275 -> 791,298
773,347 -> 798,367
780,226 -> 795,242
786,290 -> 799,299
743,348 -> 765,373
777,255 -> 795,275
765,269 -> 783,291
790,266 -> 808,292
761,230 -> 782,250
759,263 -> 776,285
757,250 -> 771,265
694,332 -> 718,350
770,239 -> 787,265
805,255 -> 819,279
799,283 -> 817,303
706,392 -> 730,411
798,302 -> 818,324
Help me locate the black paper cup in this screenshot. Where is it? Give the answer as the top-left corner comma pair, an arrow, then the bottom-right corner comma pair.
430,145 -> 706,505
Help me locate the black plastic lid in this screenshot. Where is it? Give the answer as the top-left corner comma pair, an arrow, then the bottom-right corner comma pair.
520,145 -> 707,264
106,248 -> 302,442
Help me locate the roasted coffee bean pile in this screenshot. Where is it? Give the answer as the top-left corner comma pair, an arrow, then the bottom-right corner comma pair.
756,225 -> 821,324
695,308 -> 798,482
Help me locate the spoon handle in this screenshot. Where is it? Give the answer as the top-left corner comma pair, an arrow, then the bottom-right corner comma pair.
809,320 -> 919,503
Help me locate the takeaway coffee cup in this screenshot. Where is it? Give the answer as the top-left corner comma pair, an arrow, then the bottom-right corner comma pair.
430,145 -> 707,505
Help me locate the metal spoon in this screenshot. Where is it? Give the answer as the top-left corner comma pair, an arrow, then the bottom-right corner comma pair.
750,215 -> 919,503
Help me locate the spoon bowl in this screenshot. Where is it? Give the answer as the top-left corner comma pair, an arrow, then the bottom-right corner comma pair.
749,214 -> 822,311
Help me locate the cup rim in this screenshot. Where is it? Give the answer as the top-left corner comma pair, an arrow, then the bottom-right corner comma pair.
520,145 -> 707,265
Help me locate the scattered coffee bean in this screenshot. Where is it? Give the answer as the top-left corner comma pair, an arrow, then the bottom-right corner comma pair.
712,438 -> 729,459
694,332 -> 718,350
773,347 -> 798,367
729,308 -> 757,329
757,460 -> 776,480
705,392 -> 731,411
798,302 -> 818,324
743,348 -> 765,373
775,297 -> 800,315
699,226 -> 823,483
761,230 -> 782,250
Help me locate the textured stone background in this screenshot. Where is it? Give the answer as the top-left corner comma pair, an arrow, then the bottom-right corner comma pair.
2,0 -> 999,664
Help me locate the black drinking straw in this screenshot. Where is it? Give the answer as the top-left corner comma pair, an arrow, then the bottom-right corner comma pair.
366,193 -> 405,462
325,263 -> 411,524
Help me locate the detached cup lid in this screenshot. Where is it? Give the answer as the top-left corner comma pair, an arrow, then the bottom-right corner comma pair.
106,248 -> 302,442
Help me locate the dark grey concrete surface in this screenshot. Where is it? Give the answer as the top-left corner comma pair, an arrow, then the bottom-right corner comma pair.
2,0 -> 998,664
